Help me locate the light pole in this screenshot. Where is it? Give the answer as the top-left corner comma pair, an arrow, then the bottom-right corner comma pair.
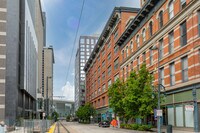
46,76 -> 52,118
151,45 -> 161,133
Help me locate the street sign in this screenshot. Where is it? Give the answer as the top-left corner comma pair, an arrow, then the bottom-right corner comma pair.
185,105 -> 194,111
156,110 -> 162,116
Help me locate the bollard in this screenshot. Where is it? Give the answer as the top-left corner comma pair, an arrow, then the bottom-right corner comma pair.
167,125 -> 172,133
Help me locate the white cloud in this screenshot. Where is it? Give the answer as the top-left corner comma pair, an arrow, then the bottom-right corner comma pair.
61,81 -> 74,101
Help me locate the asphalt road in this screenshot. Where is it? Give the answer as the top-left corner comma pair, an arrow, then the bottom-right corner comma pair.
58,122 -> 151,133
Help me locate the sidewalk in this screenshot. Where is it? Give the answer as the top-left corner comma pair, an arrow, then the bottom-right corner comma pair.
92,123 -> 196,133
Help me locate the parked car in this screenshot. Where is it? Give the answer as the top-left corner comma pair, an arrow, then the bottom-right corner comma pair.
98,120 -> 110,127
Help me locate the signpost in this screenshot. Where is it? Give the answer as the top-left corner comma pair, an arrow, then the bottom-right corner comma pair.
156,110 -> 162,117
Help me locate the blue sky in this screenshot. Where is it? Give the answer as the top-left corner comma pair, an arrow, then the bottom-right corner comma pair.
41,0 -> 140,101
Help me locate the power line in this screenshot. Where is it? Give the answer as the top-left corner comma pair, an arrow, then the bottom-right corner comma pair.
64,0 -> 85,88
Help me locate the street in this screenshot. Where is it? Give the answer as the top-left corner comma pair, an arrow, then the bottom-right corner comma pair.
58,122 -> 152,133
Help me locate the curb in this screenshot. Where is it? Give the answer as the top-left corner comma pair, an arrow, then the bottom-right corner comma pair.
48,123 -> 56,133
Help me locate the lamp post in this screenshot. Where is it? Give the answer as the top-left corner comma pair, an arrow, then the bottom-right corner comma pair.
46,76 -> 52,118
151,45 -> 161,133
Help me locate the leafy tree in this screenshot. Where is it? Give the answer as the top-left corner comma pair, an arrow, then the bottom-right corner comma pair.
108,79 -> 129,122
123,64 -> 157,121
52,111 -> 59,121
76,103 -> 95,123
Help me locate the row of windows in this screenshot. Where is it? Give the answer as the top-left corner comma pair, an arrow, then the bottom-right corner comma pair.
91,96 -> 106,108
80,38 -> 98,44
121,0 -> 192,61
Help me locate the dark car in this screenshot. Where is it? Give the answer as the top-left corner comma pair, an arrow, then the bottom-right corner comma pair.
98,120 -> 110,127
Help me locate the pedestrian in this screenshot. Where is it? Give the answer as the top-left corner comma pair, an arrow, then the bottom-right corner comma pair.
0,121 -> 5,133
111,118 -> 117,128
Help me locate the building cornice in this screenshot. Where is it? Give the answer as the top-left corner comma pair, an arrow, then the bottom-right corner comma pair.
84,7 -> 140,73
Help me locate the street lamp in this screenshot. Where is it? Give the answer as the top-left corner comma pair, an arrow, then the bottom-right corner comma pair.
46,76 -> 52,118
151,45 -> 162,133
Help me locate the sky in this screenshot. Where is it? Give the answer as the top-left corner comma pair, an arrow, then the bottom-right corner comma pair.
40,0 -> 140,101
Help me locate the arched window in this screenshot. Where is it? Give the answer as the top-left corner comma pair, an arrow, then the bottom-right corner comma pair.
130,41 -> 133,52
126,46 -> 129,57
136,35 -> 140,48
142,29 -> 146,42
158,11 -> 163,28
122,50 -> 124,60
169,0 -> 174,19
149,21 -> 153,36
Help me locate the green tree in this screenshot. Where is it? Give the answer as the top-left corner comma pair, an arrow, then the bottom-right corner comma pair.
52,111 -> 59,121
76,103 -> 95,123
108,79 -> 128,122
123,64 -> 157,121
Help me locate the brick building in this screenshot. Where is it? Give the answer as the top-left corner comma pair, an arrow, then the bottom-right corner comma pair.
116,0 -> 200,131
84,7 -> 140,122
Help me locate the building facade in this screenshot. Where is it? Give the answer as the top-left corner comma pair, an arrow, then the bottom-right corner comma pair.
75,36 -> 98,111
84,7 -> 140,122
116,0 -> 200,131
0,0 -> 45,125
43,46 -> 55,117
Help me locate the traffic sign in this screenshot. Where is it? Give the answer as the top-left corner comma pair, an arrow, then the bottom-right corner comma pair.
156,110 -> 162,116
185,105 -> 194,111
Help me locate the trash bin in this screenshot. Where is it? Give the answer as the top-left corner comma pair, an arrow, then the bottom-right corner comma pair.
167,125 -> 172,133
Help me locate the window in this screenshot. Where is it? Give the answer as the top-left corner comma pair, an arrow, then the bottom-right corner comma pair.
91,45 -> 94,48
98,66 -> 100,74
149,21 -> 153,37
91,39 -> 94,44
169,31 -> 174,54
142,29 -> 146,42
181,56 -> 188,82
97,55 -> 100,62
159,39 -> 164,60
102,84 -> 106,92
102,71 -> 105,80
180,21 -> 187,46
136,35 -> 140,48
168,0 -> 174,19
122,50 -> 124,60
114,30 -> 118,40
130,41 -> 133,52
86,39 -> 90,44
143,52 -> 146,63
86,52 -> 90,55
150,48 -> 153,65
198,11 -> 200,36
114,74 -> 119,81
158,11 -> 163,29
80,48 -> 85,51
170,62 -> 175,86
107,66 -> 111,76
130,61 -> 133,71
114,45 -> 119,54
80,38 -> 85,44
80,56 -> 85,59
114,58 -> 119,70
181,0 -> 186,9
98,88 -> 101,94
80,44 -> 85,48
86,49 -> 89,52
98,77 -> 100,84
108,80 -> 112,87
86,45 -> 90,48
102,60 -> 105,68
80,52 -> 84,55
107,41 -> 111,49
126,65 -> 129,78
107,53 -> 111,61
102,48 -> 105,56
102,97 -> 105,106
122,68 -> 125,80
126,46 -> 129,57
159,67 -> 164,85
137,57 -> 140,71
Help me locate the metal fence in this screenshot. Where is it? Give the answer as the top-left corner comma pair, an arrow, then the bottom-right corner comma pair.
14,119 -> 54,133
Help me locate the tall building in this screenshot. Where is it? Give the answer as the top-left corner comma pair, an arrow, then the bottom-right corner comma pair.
84,7 -> 140,121
43,46 -> 55,117
35,0 -> 46,119
0,0 -> 45,125
117,0 -> 200,131
75,36 -> 98,111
